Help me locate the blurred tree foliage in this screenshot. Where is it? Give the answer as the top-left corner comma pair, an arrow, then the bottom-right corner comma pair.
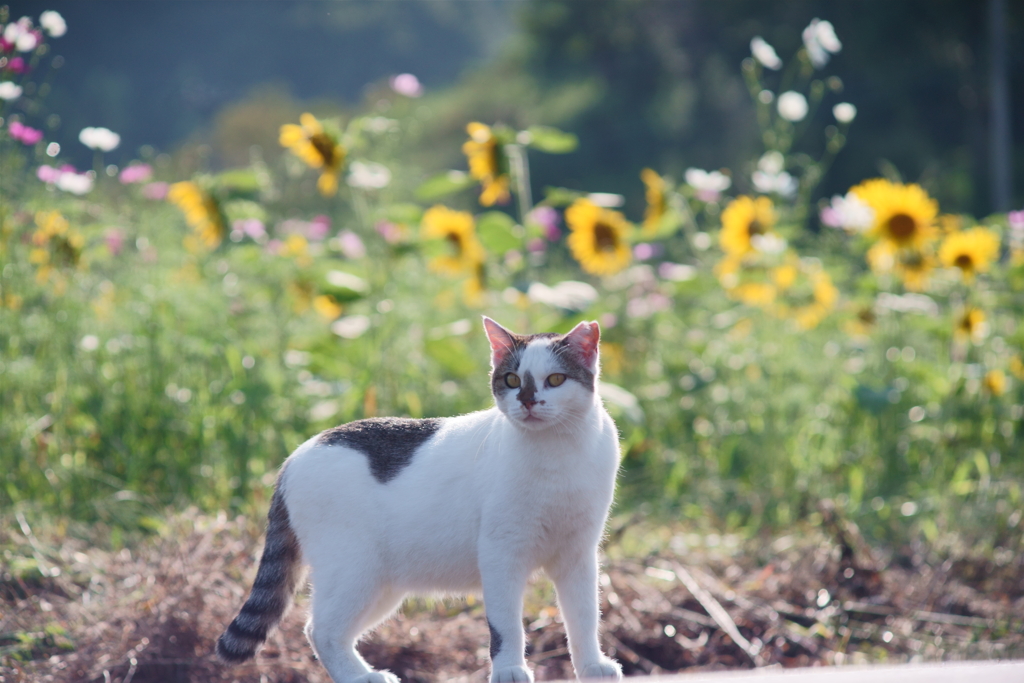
506,0 -> 1024,218
10,0 -> 1023,217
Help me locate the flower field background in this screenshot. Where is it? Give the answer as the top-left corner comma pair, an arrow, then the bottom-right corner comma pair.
2,3 -> 1024,676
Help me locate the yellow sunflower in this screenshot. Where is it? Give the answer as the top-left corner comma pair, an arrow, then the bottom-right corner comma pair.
719,195 -> 777,257
865,240 -> 935,292
729,282 -> 776,307
954,308 -> 986,344
280,113 -> 346,197
849,178 -> 938,249
565,198 -> 633,276
30,210 -> 84,287
641,168 -> 667,236
938,227 -> 1000,282
843,304 -> 877,338
421,205 -> 486,275
462,122 -> 510,207
167,181 -> 225,248
773,262 -> 839,330
983,369 -> 1007,396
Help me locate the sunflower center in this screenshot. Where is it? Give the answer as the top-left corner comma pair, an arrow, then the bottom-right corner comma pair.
887,213 -> 916,241
309,133 -> 337,167
953,254 -> 973,270
593,222 -> 618,252
747,220 -> 766,237
446,232 -> 465,255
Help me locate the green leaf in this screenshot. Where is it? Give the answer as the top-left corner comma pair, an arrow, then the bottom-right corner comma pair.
384,203 -> 424,225
322,270 -> 369,303
525,126 -> 579,153
415,171 -> 475,201
476,211 -> 521,254
425,337 -> 476,378
214,169 -> 261,196
542,186 -> 584,207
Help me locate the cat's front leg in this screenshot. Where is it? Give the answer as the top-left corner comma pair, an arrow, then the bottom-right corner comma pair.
547,547 -> 622,681
480,549 -> 533,683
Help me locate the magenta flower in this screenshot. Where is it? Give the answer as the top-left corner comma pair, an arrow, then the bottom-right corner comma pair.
240,218 -> 266,240
9,120 -> 43,145
119,163 -> 153,184
6,56 -> 26,73
141,181 -> 169,200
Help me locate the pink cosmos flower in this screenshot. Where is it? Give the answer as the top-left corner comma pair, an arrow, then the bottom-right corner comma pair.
1008,210 -> 1024,231
105,228 -> 125,256
237,218 -> 266,240
307,215 -> 331,241
118,163 -> 153,184
10,121 -> 44,146
389,73 -> 423,97
529,206 -> 562,242
375,221 -> 402,244
337,230 -> 366,259
141,182 -> 169,200
633,243 -> 661,261
37,164 -> 62,183
527,237 -> 546,253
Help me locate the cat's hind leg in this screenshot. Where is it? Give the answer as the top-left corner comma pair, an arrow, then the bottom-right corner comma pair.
305,565 -> 404,683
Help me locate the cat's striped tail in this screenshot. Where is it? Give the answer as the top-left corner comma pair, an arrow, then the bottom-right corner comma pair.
216,479 -> 302,663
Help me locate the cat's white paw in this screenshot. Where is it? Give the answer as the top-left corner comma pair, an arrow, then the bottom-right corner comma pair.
352,671 -> 401,683
578,658 -> 622,681
490,665 -> 533,683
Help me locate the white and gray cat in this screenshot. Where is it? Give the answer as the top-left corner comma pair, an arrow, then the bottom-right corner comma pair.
217,317 -> 623,683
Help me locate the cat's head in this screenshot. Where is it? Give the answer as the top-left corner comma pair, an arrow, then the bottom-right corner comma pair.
483,317 -> 600,430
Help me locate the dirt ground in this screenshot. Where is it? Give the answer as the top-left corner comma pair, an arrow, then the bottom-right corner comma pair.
2,506 -> 1022,683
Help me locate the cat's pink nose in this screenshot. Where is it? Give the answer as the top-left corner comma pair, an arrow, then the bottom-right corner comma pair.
521,399 -> 538,409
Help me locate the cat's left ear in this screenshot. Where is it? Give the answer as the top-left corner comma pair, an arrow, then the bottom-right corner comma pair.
564,320 -> 601,369
483,316 -> 518,368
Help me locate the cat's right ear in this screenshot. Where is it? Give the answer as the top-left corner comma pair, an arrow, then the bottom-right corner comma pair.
482,316 -> 517,368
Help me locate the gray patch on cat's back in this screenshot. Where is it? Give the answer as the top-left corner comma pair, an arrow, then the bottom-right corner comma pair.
318,417 -> 444,483
488,619 -> 502,658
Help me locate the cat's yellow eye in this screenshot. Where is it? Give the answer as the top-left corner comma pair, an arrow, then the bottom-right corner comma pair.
505,373 -> 521,388
547,373 -> 566,387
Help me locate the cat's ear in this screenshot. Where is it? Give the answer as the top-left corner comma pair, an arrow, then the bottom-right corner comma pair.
483,316 -> 518,367
564,320 -> 601,369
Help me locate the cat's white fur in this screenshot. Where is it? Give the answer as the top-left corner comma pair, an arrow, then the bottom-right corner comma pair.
238,319 -> 621,683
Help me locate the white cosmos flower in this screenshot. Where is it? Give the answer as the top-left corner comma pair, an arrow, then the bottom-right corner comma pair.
751,233 -> 788,255
56,171 -> 94,195
346,160 -> 391,189
527,280 -> 598,311
0,81 -> 23,100
750,37 -> 782,70
820,192 -> 874,232
833,102 -> 857,124
777,91 -> 808,122
802,18 -> 842,68
752,170 -> 797,197
753,151 -> 797,197
16,29 -> 38,52
39,11 -> 67,38
79,127 -> 120,152
331,314 -> 371,339
684,167 -> 731,201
